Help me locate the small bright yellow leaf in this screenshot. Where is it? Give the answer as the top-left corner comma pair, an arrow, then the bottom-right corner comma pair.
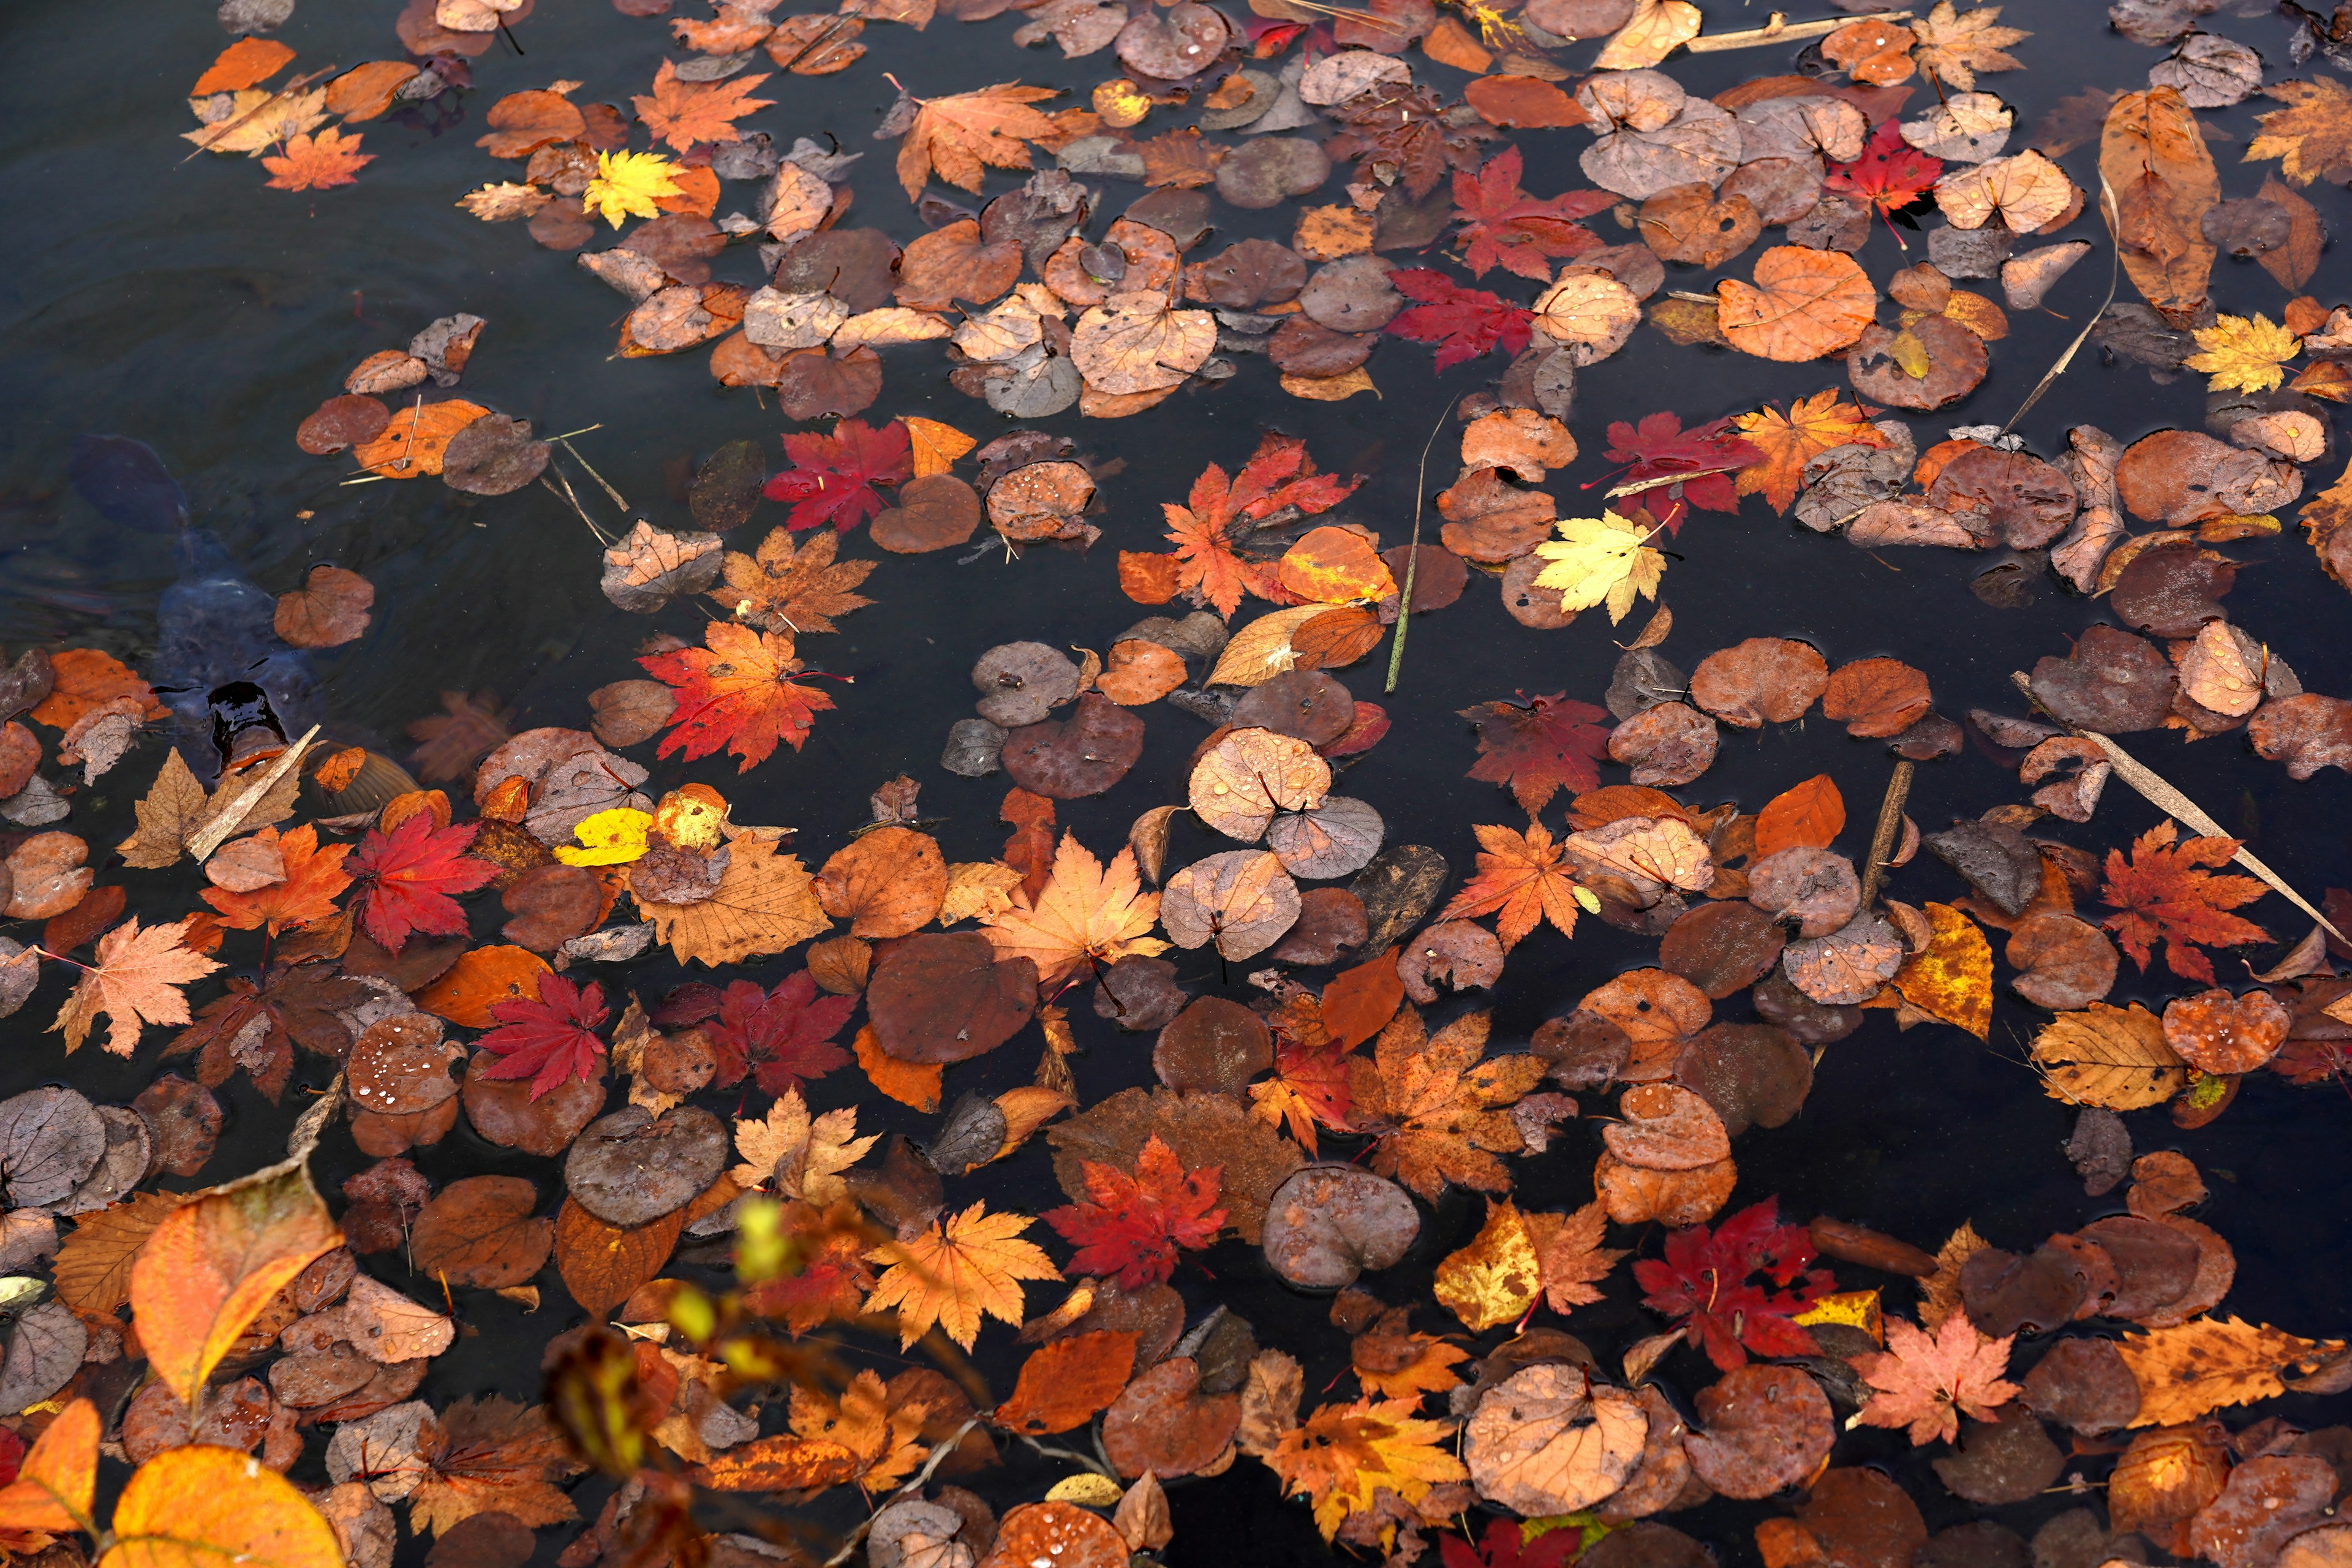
2182,313 -> 2299,394
555,807 -> 654,866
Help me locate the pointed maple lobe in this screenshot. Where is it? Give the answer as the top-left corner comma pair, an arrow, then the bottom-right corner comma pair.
1632,1197 -> 1833,1371
761,419 -> 913,533
198,824 -> 353,935
1460,692 -> 1613,816
1450,147 -> 1614,282
346,814 -> 497,952
640,622 -> 837,771
1160,435 -> 1360,618
1269,1395 -> 1468,1541
1599,413 -> 1763,535
1251,997 -> 1356,1155
2100,820 -> 2271,984
1044,1134 -> 1227,1288
862,1201 -> 1060,1350
1824,119 -> 1944,219
1438,821 -> 1586,950
706,971 -> 855,1095
633,61 -> 774,154
1855,1309 -> 2020,1446
1384,270 -> 1534,372
1732,390 -> 1890,514
477,975 -> 610,1099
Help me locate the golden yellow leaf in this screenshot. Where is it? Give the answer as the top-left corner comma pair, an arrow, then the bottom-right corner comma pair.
2030,1002 -> 2188,1110
1891,902 -> 1993,1038
1267,1397 -> 1469,1540
2117,1317 -> 2345,1427
1593,0 -> 1701,70
100,1446 -> 342,1568
2247,75 -> 2352,187
862,1202 -> 1060,1350
1434,1200 -> 1544,1332
644,829 -> 832,967
0,1398 -> 97,1536
1531,511 -> 1667,624
2183,313 -> 2299,394
903,417 -> 976,477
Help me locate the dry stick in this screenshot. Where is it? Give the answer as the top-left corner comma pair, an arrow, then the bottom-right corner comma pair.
179,66 -> 339,162
1683,9 -> 1913,51
821,1415 -> 986,1567
186,727 -> 320,862
557,435 -> 628,510
1385,395 -> 1462,693
541,468 -> 616,547
2006,670 -> 2348,942
1857,758 -> 1915,909
2000,179 -> 2122,438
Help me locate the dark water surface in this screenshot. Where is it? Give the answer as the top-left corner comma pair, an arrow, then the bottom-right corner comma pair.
6,0 -> 2352,1562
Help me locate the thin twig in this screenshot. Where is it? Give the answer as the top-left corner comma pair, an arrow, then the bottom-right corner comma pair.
1385,396 -> 1461,694
558,435 -> 628,510
2007,671 -> 2346,941
186,727 -> 320,861
1684,10 -> 1912,51
541,470 -> 616,547
820,1415 -> 984,1567
1858,758 -> 1915,908
2000,179 -> 2120,437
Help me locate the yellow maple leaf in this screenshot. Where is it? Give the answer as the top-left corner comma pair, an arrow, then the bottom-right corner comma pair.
1733,391 -> 1890,514
1531,511 -> 1667,624
2183,313 -> 2300,394
1435,821 -> 1595,951
980,831 -> 1168,987
1268,1396 -> 1469,1540
731,1088 -> 878,1203
862,1202 -> 1060,1350
583,149 -> 682,228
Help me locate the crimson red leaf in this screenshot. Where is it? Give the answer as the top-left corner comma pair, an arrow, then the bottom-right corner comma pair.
346,814 -> 497,952
1042,1133 -> 1227,1289
760,418 -> 913,533
477,974 -> 609,1099
1823,120 -> 1943,221
1460,691 -> 1613,816
1631,1197 -> 1832,1372
1599,413 -> 1763,536
1384,270 -> 1534,373
1451,147 -> 1614,283
706,971 -> 855,1095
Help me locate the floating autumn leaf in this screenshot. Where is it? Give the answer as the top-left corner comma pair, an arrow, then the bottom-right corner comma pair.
1911,2 -> 2029,89
50,916 -> 222,1057
0,1396 -> 95,1537
1717,246 -> 1877,363
1384,270 -> 1536,371
633,61 -> 773,153
352,399 -> 489,480
1733,392 -> 1889,514
2102,87 -> 2219,324
1354,1006 -> 1544,1199
347,813 -> 497,952
981,831 -> 1166,987
1044,1134 -> 1226,1287
997,1332 -> 1139,1436
1277,527 -> 1395,605
894,82 -> 1060,199
1632,1198 -> 1831,1371
2117,1317 -> 2346,1427
732,1087 -> 876,1202
103,1445 -> 344,1568
1463,1362 -> 1649,1517
2183,313 -> 2299,394
1161,850 -> 1301,962
2029,1001 -> 2187,1110
639,622 -> 835,771
764,418 -> 912,533
583,150 -> 683,228
263,129 -> 374,193
1531,511 -> 1666,624
863,1201 -> 1060,1350
2247,75 -> 2352,186
1268,1396 -> 1468,1541
1450,146 -> 1612,282
194,37 -> 295,94
198,824 -> 350,935
1825,120 -> 1943,221
475,974 -> 609,1100
1190,727 -> 1331,842
1853,1310 -> 2019,1444
1438,821 -> 1594,951
1597,414 -> 1762,535
1460,692 -> 1612,816
2100,820 -> 2270,984
130,1158 -> 341,1406
1433,1200 -> 1543,1332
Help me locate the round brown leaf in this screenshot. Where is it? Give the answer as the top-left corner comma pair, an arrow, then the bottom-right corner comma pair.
275,565 -> 374,649
1689,638 -> 1825,728
987,461 -> 1096,543
130,1076 -> 221,1180
1674,1023 -> 1811,1136
1821,657 -> 1932,737
1466,1363 -> 1648,1516
975,1503 -> 1126,1568
1000,693 -> 1145,799
1607,701 -> 1717,788
871,473 -> 982,554
1747,847 -> 1861,938
2160,987 -> 2290,1074
1660,903 -> 1785,999
462,1049 -> 605,1157
563,1106 -> 728,1226
1162,850 -> 1301,960
410,1175 -> 554,1290
1594,1150 -> 1735,1226
1261,1163 -> 1419,1288
1190,728 -> 1332,842
1638,184 -> 1762,269
1782,912 -> 1904,1005
2018,1336 -> 2139,1433
499,864 -> 601,953
1232,671 -> 1354,746
1847,315 -> 1988,410
1926,447 -> 2079,550
1601,1082 -> 1730,1171
2006,912 -> 2117,1011
867,931 -> 1039,1064
349,1014 -> 464,1117
1684,1364 -> 1834,1499
1153,997 -> 1272,1094
298,396 -> 392,456
815,826 -> 948,939
1099,1357 -> 1238,1479
2027,625 -> 2177,733
442,413 -> 553,496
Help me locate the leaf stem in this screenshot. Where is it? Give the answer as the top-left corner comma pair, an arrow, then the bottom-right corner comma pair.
1385,394 -> 1460,694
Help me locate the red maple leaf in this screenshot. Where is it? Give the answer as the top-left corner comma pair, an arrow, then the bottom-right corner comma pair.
1823,120 -> 1944,221
2100,820 -> 2271,985
639,622 -> 836,772
706,971 -> 855,1095
1440,1518 -> 1580,1568
1385,270 -> 1534,372
1044,1133 -> 1227,1288
1164,434 -> 1360,618
477,975 -> 609,1099
1460,692 -> 1613,816
1595,413 -> 1764,535
1632,1197 -> 1833,1372
761,418 -> 912,533
1451,147 -> 1615,282
345,814 -> 496,952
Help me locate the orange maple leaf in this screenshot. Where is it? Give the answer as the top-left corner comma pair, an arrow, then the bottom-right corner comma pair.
1732,390 -> 1890,514
639,622 -> 836,772
2100,820 -> 2271,985
49,917 -> 224,1057
980,831 -> 1167,988
1268,1396 -> 1468,1540
199,825 -> 353,935
1436,820 -> 1589,950
862,1202 -> 1060,1350
1349,1007 -> 1544,1200
894,83 -> 1061,200
632,61 -> 775,154
1853,1310 -> 2020,1446
1162,435 -> 1362,619
262,128 -> 374,192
